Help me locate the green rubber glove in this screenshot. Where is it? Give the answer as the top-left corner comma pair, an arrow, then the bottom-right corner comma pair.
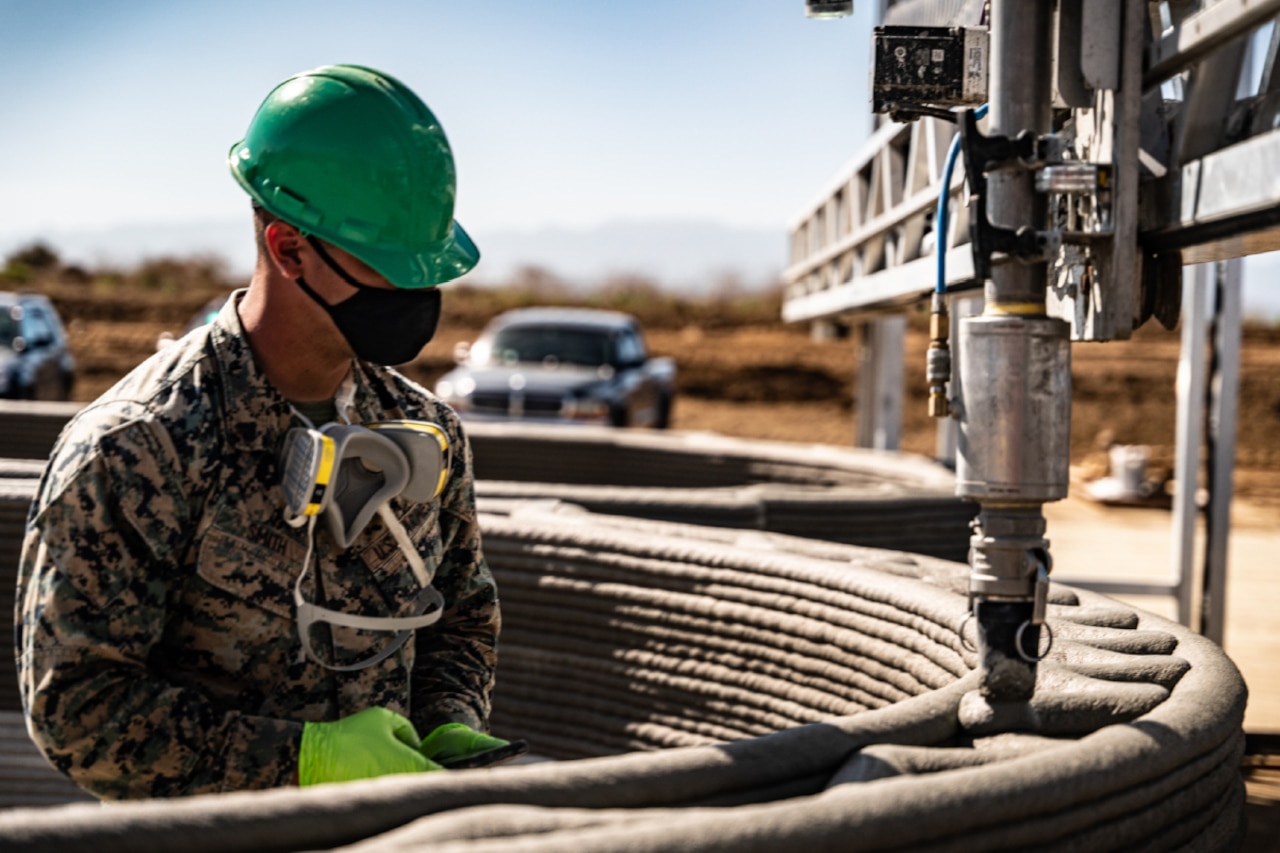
299,707 -> 443,786
418,722 -> 529,769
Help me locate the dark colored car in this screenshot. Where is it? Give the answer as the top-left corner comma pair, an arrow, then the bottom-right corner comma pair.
436,307 -> 676,428
0,292 -> 75,400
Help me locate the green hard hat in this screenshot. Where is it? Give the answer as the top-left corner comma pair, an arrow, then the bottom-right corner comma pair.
228,64 -> 478,289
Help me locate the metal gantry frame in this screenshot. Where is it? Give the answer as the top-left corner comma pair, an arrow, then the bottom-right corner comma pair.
786,0 -> 1272,643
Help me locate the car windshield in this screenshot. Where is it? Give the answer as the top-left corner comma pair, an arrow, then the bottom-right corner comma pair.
0,309 -> 17,348
481,325 -> 614,368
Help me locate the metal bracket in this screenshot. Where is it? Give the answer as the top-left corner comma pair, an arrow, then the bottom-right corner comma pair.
957,109 -> 1063,280
1030,556 -> 1051,625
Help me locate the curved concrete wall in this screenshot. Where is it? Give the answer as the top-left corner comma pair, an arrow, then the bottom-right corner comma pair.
0,407 -> 976,561
0,401 -> 82,461
0,503 -> 1247,851
0,475 -> 37,713
467,423 -> 976,561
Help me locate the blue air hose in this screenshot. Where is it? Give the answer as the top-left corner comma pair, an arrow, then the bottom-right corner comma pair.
936,103 -> 988,294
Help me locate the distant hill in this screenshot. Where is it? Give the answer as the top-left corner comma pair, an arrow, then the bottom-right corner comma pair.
5,218 -> 1278,320
0,219 -> 786,293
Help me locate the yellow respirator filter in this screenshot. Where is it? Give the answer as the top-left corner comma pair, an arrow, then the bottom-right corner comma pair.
281,429 -> 338,525
366,420 -> 450,502
281,420 -> 450,546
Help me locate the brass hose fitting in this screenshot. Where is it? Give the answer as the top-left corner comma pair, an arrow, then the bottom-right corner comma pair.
927,292 -> 951,418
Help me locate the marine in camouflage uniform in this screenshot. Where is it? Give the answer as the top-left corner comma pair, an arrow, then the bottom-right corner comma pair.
16,292 -> 498,798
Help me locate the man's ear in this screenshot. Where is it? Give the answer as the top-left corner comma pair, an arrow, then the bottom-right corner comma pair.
264,221 -> 304,276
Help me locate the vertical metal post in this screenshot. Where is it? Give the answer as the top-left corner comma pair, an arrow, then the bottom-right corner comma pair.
985,0 -> 1053,308
855,316 -> 905,450
849,0 -> 899,454
959,0 -> 1061,703
1173,263 -> 1211,628
855,320 -> 876,448
1202,258 -> 1242,645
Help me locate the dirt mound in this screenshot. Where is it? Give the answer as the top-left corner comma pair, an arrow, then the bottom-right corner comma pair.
26,282 -> 1280,510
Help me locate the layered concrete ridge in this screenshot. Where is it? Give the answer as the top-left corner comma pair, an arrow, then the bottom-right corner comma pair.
0,469 -> 39,713
0,405 -> 978,561
0,401 -> 81,461
0,502 -> 1247,851
467,422 -> 977,561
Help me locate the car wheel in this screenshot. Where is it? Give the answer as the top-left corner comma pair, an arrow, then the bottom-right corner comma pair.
609,404 -> 629,428
654,393 -> 672,430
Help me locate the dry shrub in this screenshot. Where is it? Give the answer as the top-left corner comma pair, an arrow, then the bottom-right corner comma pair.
445,268 -> 785,332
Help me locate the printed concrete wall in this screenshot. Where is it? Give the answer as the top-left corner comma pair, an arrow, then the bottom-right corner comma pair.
0,503 -> 1246,850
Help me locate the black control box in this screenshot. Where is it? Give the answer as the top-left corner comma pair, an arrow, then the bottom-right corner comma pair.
872,25 -> 989,116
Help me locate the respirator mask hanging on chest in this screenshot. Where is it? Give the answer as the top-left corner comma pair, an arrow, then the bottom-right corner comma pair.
280,419 -> 451,671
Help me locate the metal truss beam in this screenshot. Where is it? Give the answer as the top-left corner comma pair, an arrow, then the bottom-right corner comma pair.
783,116 -> 969,322
782,246 -> 975,322
787,16 -> 1280,322
1144,125 -> 1280,263
1146,0 -> 1280,86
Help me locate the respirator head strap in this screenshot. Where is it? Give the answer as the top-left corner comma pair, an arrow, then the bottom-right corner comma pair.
292,513 -> 446,672
318,424 -> 411,548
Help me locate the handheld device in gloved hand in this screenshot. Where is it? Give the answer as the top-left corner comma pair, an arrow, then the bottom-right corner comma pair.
418,723 -> 529,769
299,707 -> 444,786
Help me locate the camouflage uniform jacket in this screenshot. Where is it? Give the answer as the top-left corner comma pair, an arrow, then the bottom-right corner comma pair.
16,292 -> 499,799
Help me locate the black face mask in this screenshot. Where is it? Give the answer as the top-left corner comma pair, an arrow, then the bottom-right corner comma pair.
295,236 -> 442,366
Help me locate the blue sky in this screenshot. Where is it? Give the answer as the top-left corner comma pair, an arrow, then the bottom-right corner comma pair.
1,1 -> 1278,318
0,0 -> 872,238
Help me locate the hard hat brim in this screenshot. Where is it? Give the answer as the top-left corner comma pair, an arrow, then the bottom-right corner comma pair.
229,142 -> 480,289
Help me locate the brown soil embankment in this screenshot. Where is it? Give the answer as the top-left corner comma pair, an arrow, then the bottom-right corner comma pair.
33,282 -> 1280,511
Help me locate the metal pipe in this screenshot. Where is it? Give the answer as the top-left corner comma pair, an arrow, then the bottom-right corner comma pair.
1172,264 -> 1210,628
962,0 -> 1062,702
1203,258 -> 1242,645
985,0 -> 1053,308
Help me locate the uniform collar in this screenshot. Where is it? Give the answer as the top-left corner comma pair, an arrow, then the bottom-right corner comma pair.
207,291 -> 294,451
334,363 -> 398,425
208,290 -> 391,451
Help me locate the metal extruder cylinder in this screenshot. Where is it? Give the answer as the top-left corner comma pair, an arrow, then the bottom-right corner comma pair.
956,314 -> 1071,502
